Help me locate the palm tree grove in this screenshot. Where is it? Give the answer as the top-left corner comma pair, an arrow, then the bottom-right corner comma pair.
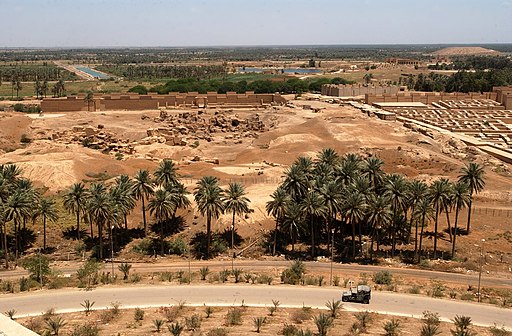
0,150 -> 485,268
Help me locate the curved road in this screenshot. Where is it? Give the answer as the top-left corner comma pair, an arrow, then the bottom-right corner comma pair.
0,284 -> 510,329
2,260 -> 511,288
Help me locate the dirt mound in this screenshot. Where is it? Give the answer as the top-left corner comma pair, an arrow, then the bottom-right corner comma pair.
432,47 -> 501,56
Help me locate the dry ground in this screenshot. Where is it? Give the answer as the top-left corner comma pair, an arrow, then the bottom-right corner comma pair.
1,97 -> 511,271
17,305 -> 498,336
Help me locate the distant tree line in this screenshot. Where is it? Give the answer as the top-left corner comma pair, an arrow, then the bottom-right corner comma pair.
428,56 -> 512,71
129,77 -> 353,95
97,64 -> 228,80
400,69 -> 512,93
0,65 -> 77,82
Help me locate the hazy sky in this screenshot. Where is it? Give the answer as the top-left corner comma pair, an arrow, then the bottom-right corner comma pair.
1,0 -> 511,47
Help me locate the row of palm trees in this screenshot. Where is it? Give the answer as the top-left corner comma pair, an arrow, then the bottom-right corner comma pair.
1,159 -> 252,268
1,150 -> 485,267
266,149 -> 485,262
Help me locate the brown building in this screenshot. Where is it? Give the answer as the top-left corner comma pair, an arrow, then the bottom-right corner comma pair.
41,92 -> 286,112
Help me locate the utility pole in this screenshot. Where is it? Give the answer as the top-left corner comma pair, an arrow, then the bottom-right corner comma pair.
330,229 -> 335,286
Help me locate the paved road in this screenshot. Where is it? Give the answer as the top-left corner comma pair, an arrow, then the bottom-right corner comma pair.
2,260 -> 511,288
0,285 -> 510,329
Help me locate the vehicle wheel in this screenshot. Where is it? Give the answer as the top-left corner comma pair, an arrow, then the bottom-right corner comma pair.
342,297 -> 348,302
363,299 -> 369,304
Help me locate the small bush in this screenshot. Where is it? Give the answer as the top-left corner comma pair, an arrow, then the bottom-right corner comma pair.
408,285 -> 421,294
207,328 -> 228,336
219,269 -> 230,283
258,274 -> 273,285
205,306 -> 214,318
281,260 -> 305,285
130,273 -> 142,283
5,309 -> 16,319
383,319 -> 401,336
185,314 -> 202,331
168,322 -> 184,336
292,309 -> 312,324
354,311 -> 373,332
200,267 -> 210,280
159,271 -> 173,282
253,316 -> 267,333
153,319 -> 164,333
19,277 -> 32,291
70,324 -> 100,336
422,311 -> 440,326
373,271 -> 393,285
333,275 -> 340,287
430,280 -> 445,298
325,300 -> 342,319
489,324 -> 511,336
232,268 -> 243,283
314,313 -> 333,336
81,300 -> 95,316
282,324 -> 299,336
225,307 -> 243,326
460,293 -> 474,301
134,307 -> 144,322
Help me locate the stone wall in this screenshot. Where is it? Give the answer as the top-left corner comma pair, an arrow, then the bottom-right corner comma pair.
494,86 -> 512,110
41,92 -> 286,112
321,84 -> 400,97
365,91 -> 498,105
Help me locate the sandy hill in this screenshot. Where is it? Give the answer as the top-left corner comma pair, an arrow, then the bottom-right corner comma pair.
433,47 -> 501,56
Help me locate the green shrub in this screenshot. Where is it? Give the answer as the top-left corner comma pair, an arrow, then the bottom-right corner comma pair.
430,280 -> 446,298
354,311 -> 373,333
19,277 -> 32,291
282,324 -> 299,336
168,237 -> 187,255
134,307 -> 144,322
168,322 -> 184,336
219,269 -> 230,283
461,293 -> 474,301
373,271 -> 393,285
207,328 -> 228,336
159,271 -> 173,282
383,319 -> 401,336
314,313 -> 333,336
281,260 -> 305,285
199,267 -> 210,280
225,307 -> 243,326
232,268 -> 243,283
258,274 -> 273,285
185,314 -> 201,331
70,324 -> 99,336
253,316 -> 266,333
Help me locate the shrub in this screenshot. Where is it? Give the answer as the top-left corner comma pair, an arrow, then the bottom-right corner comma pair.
20,255 -> 52,283
19,277 -> 32,291
354,311 -> 373,332
489,324 -> 511,336
408,285 -> 421,294
373,271 -> 393,285
207,328 -> 228,336
118,263 -> 132,280
253,316 -> 267,333
214,269 -> 228,283
430,280 -> 445,298
76,260 -> 101,289
130,273 -> 142,283
168,237 -> 188,255
134,307 -> 144,322
200,267 -> 210,280
333,275 -> 340,287
185,314 -> 202,331
282,324 -> 299,336
1,280 -> 15,293
422,311 -> 440,326
159,306 -> 182,322
24,318 -> 44,334
383,319 -> 401,336
70,324 -> 100,336
452,315 -> 476,336
325,299 -> 342,319
5,309 -> 16,320
168,322 -> 184,336
420,324 -> 440,336
232,268 -> 243,283
153,319 -> 164,333
225,307 -> 243,326
81,300 -> 95,316
159,271 -> 173,282
258,274 -> 273,285
46,317 -> 67,336
317,275 -> 325,287
205,306 -> 214,318
314,313 -> 333,336
281,260 -> 306,285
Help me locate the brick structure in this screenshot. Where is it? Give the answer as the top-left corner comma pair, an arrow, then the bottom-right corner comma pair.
494,86 -> 512,110
365,91 -> 498,105
41,92 -> 286,112
322,84 -> 401,97
385,58 -> 422,66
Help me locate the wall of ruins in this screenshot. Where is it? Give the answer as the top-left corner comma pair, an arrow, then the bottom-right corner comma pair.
321,84 -> 400,97
365,91 -> 498,105
41,92 -> 286,112
494,86 -> 512,110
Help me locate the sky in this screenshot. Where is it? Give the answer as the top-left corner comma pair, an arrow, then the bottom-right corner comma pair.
1,0 -> 511,47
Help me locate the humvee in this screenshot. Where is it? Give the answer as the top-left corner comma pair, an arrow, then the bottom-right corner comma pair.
341,285 -> 371,304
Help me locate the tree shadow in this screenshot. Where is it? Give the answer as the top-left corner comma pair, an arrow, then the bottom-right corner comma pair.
149,216 -> 186,237
218,228 -> 244,248
444,227 -> 468,236
191,232 -> 229,260
18,228 -> 37,253
62,227 -> 88,240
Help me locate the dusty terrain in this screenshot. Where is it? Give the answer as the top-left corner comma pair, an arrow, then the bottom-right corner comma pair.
1,96 -> 511,268
432,47 -> 501,56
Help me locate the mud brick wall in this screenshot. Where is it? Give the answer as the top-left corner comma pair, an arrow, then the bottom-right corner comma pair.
365,92 -> 498,105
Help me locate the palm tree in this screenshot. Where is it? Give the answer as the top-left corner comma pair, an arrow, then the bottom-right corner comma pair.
148,189 -> 176,255
194,176 -> 224,259
413,197 -> 435,263
34,197 -> 59,251
366,194 -> 392,260
282,164 -> 309,201
384,174 -> 408,256
317,148 -> 340,167
167,181 -> 191,223
439,179 -> 454,243
110,176 -> 136,231
341,188 -> 367,259
408,180 -> 428,250
84,91 -> 94,111
2,189 -> 32,267
16,179 -> 39,230
281,202 -> 303,251
300,191 -> 327,258
266,187 -> 289,256
132,169 -> 154,235
86,183 -> 112,259
63,183 -> 88,239
362,156 -> 385,191
451,182 -> 470,258
154,159 -> 179,189
318,180 -> 342,252
429,179 -> 451,259
223,182 -> 250,251
458,163 -> 485,234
